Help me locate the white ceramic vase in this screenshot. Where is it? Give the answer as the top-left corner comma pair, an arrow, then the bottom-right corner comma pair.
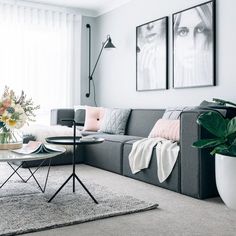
215,153 -> 236,210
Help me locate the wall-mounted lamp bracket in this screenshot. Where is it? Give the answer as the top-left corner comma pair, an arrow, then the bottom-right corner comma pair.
86,24 -> 115,99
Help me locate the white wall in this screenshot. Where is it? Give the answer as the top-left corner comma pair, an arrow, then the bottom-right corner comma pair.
81,0 -> 236,109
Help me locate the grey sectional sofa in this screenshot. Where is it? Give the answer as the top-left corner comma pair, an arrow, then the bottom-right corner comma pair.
48,106 -> 236,199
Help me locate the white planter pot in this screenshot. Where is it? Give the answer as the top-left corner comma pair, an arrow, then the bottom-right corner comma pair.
215,153 -> 236,210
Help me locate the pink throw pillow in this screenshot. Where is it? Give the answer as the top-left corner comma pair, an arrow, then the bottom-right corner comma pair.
148,119 -> 180,141
83,106 -> 105,131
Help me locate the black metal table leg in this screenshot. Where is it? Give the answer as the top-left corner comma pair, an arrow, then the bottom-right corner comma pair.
7,162 -> 26,183
0,163 -> 24,188
48,173 -> 73,202
1,158 -> 52,194
73,122 -> 76,193
75,174 -> 98,204
24,158 -> 52,193
47,120 -> 98,204
24,159 -> 48,182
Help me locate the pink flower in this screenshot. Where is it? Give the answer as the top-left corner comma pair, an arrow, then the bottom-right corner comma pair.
2,99 -> 11,108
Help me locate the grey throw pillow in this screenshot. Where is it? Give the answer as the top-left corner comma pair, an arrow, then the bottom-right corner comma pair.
198,101 -> 227,116
199,100 -> 221,107
162,107 -> 195,120
100,108 -> 131,135
74,109 -> 85,125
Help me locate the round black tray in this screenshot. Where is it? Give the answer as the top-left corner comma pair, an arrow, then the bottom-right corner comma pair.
45,136 -> 104,145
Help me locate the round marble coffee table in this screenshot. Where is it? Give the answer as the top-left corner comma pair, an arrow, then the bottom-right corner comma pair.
0,145 -> 66,193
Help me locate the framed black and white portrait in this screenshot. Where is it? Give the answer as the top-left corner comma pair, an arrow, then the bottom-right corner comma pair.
136,17 -> 168,91
172,1 -> 215,88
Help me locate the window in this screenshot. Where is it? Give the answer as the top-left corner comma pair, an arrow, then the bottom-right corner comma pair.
0,1 -> 81,124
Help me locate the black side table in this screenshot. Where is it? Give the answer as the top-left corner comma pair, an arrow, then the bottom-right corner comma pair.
46,121 -> 104,203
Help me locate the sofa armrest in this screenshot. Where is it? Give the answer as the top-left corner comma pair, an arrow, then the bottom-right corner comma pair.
50,109 -> 75,127
180,109 -> 218,199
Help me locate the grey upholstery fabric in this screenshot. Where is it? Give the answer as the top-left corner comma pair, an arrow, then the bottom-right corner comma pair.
199,100 -> 223,107
82,133 -> 141,174
180,107 -> 236,199
122,140 -> 180,192
23,134 -> 36,143
50,109 -> 74,127
83,141 -> 123,174
180,109 -> 218,199
162,107 -> 195,120
12,149 -> 84,168
74,109 -> 85,125
126,109 -> 165,137
100,108 -> 131,134
25,107 -> 236,199
197,105 -> 236,117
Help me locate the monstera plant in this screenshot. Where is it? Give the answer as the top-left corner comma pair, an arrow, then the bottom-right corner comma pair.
192,98 -> 236,210
193,111 -> 236,156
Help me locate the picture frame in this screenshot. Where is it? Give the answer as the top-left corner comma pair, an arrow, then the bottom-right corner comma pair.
172,1 -> 216,89
136,16 -> 168,91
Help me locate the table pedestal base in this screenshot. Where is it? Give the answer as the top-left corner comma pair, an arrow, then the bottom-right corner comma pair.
46,121 -> 100,204
48,172 -> 98,204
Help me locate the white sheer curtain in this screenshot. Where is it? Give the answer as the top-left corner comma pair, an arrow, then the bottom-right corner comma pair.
0,1 -> 81,124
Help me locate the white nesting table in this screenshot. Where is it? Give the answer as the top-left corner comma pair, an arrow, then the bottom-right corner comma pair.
0,145 -> 66,193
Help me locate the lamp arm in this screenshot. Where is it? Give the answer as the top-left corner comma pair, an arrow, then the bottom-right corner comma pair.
90,38 -> 109,78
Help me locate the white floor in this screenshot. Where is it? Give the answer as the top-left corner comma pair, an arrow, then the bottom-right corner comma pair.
20,164 -> 236,236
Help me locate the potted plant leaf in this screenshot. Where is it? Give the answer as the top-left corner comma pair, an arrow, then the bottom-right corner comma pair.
193,98 -> 236,210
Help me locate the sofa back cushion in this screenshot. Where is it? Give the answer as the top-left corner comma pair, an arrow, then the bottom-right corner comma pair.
148,119 -> 180,141
162,106 -> 194,120
83,106 -> 105,131
99,108 -> 131,134
126,109 -> 165,137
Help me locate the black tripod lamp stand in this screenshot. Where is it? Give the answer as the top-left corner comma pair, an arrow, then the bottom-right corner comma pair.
85,24 -> 116,99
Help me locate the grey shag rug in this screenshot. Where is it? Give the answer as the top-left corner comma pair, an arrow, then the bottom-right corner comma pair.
0,164 -> 158,236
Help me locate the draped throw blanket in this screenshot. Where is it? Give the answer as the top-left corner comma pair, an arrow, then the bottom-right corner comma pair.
128,138 -> 180,183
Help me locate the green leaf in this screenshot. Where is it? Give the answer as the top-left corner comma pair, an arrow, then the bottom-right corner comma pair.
228,146 -> 236,157
192,138 -> 226,148
227,117 -> 236,136
197,111 -> 226,137
231,138 -> 236,146
210,144 -> 229,155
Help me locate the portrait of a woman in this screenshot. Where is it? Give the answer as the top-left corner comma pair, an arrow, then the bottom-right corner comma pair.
136,17 -> 167,91
173,1 -> 215,88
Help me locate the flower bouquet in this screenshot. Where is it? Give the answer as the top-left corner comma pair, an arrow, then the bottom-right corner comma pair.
0,86 -> 40,149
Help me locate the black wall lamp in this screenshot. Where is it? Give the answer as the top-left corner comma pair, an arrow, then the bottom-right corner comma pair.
86,24 -> 116,101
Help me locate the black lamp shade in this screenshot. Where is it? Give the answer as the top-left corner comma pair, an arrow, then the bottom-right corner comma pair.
104,37 -> 116,48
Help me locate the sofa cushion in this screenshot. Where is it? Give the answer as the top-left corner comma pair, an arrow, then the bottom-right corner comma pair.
148,119 -> 180,141
83,106 -> 105,131
82,132 -> 142,175
126,109 -> 165,137
162,107 -> 194,120
122,141 -> 180,192
100,108 -> 131,134
83,140 -> 123,174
